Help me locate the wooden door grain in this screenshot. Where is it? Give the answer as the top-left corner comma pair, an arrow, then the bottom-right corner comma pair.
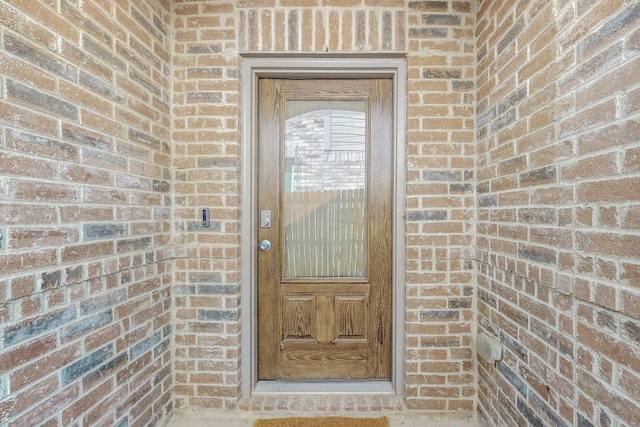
257,79 -> 393,380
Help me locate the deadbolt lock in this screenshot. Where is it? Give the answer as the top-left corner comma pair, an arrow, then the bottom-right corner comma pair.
260,210 -> 271,228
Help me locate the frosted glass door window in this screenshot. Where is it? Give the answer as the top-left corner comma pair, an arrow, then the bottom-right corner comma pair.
284,100 -> 367,278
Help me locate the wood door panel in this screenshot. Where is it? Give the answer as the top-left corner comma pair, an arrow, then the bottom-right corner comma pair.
335,295 -> 368,341
279,348 -> 369,379
258,78 -> 393,381
281,295 -> 316,341
281,293 -> 370,343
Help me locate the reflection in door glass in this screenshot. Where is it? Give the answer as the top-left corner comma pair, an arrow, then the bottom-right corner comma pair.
284,100 -> 367,278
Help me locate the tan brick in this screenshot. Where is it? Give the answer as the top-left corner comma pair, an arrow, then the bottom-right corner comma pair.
578,177 -> 640,204
578,119 -> 640,155
561,152 -> 618,181
577,230 -> 640,259
260,10 -> 272,51
272,10 -> 285,51
238,0 -> 275,6
576,55 -> 640,108
626,85 -> 640,116
8,227 -> 80,250
624,146 -> 640,173
301,9 -> 314,50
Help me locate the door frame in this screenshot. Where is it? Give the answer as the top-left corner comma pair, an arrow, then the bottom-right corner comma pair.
239,54 -> 407,396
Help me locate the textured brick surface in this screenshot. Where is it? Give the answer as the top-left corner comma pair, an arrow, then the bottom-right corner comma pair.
476,1 -> 640,427
2,0 -> 639,425
172,0 -> 475,414
0,0 -> 173,426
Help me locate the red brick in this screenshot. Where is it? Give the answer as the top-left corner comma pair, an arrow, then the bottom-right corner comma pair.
10,343 -> 82,391
8,227 -> 80,249
626,85 -> 640,115
9,275 -> 33,300
578,322 -> 640,372
578,177 -> 640,204
578,119 -> 640,155
61,163 -> 115,185
594,283 -> 617,311
62,380 -> 113,425
2,375 -> 59,421
5,129 -> 79,162
8,383 -> 80,427
620,369 -> 640,403
559,99 -> 617,138
623,146 -> 640,173
561,152 -> 618,181
61,241 -> 114,263
18,294 -> 42,317
7,179 -> 80,202
621,262 -> 640,288
82,386 -> 129,425
578,370 -> 640,426
576,55 -> 640,107
0,332 -> 57,372
0,249 -> 57,276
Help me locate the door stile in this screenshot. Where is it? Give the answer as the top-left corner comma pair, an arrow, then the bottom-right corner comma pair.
257,78 -> 282,379
367,79 -> 394,379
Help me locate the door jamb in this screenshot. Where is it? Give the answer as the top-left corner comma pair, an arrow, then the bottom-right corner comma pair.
240,54 -> 407,396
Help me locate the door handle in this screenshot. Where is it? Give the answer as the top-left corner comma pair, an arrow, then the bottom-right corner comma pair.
259,240 -> 272,251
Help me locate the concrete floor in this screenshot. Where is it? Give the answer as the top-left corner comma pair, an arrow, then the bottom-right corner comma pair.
167,410 -> 480,427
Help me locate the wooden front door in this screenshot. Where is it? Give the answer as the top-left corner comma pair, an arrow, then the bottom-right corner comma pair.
257,79 -> 393,380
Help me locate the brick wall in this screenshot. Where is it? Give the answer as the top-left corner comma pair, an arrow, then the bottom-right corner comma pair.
405,0 -> 476,412
171,0 -> 242,411
172,0 -> 477,414
476,1 -> 640,426
0,0 -> 173,426
4,0 -> 638,424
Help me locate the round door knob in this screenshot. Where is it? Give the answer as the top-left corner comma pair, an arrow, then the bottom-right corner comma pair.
259,240 -> 272,251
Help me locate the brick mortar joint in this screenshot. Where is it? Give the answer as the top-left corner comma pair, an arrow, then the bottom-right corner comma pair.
475,257 -> 561,294
0,252 -> 175,307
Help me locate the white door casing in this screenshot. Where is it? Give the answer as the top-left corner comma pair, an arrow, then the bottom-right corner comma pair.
239,55 -> 407,396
